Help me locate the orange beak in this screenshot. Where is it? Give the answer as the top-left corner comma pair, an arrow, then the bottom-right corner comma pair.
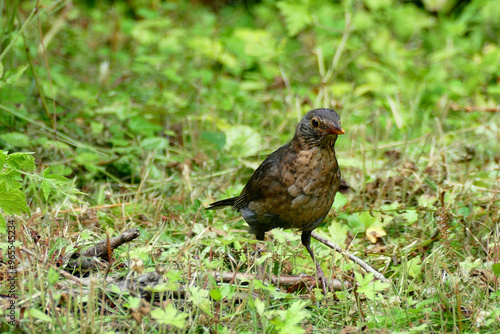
328,126 -> 346,135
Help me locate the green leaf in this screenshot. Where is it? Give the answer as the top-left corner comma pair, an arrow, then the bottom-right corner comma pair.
418,194 -> 437,208
126,296 -> 141,309
363,0 -> 393,11
0,215 -> 5,234
48,267 -> 60,286
355,272 -> 390,300
0,170 -> 22,191
406,256 -> 422,278
201,131 -> 226,152
401,210 -> 418,224
0,64 -> 28,89
277,1 -> 313,36
141,137 -> 169,151
234,29 -> 282,60
224,125 -> 262,158
75,152 -> 102,174
492,263 -> 500,278
128,116 -> 163,137
345,213 -> 366,234
359,211 -> 377,228
254,298 -> 265,316
0,184 -> 29,215
0,132 -> 31,148
40,168 -> 72,201
29,308 -> 53,323
210,288 -> 222,302
6,152 -> 36,171
332,192 -> 347,209
277,300 -> 309,334
151,303 -> 187,328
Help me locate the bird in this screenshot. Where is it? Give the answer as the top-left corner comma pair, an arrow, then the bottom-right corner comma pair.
207,108 -> 345,292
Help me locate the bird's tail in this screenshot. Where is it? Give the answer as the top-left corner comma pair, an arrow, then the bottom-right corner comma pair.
206,197 -> 238,210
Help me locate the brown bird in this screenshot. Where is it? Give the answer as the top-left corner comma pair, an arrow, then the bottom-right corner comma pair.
207,108 -> 345,291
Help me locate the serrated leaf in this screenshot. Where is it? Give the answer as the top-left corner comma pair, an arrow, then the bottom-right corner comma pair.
0,170 -> 22,191
39,168 -> 72,201
355,272 -> 389,301
277,1 -> 313,36
0,185 -> 29,215
6,152 -> 36,171
401,210 -> 418,224
151,303 -> 187,328
126,296 -> 141,309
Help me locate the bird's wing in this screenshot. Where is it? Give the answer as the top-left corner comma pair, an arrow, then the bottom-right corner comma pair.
233,146 -> 286,209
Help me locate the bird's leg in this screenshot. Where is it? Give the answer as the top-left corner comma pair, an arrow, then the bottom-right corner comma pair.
255,231 -> 266,281
301,231 -> 329,293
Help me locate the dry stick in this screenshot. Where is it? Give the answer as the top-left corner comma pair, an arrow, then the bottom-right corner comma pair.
54,203 -> 133,214
311,232 -> 389,282
80,228 -> 140,260
64,229 -> 140,272
207,271 -> 350,291
450,105 -> 500,112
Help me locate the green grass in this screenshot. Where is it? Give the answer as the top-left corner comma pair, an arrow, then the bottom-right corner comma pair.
1,0 -> 500,333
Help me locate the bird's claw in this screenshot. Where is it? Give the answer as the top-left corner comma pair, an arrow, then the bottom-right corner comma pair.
315,263 -> 330,294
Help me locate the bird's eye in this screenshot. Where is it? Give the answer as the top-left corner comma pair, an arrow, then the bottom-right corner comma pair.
311,118 -> 320,128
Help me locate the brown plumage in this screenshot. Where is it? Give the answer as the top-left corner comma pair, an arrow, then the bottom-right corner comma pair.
207,108 -> 345,291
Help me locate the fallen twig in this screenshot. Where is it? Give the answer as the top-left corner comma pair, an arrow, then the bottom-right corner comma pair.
450,104 -> 500,112
64,228 -> 140,273
207,271 -> 351,291
312,232 -> 389,282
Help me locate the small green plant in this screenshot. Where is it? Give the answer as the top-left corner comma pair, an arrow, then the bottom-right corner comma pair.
0,150 -> 33,232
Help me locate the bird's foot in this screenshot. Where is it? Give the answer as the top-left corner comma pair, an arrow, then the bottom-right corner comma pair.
315,263 -> 330,294
256,263 -> 267,281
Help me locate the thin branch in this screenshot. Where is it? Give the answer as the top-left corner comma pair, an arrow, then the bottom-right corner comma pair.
311,232 -> 389,282
206,271 -> 351,291
450,104 -> 500,112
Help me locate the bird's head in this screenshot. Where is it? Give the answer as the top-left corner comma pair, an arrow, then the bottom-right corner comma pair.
294,108 -> 345,148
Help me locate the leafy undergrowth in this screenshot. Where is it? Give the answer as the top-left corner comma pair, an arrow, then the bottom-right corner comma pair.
1,0 -> 500,333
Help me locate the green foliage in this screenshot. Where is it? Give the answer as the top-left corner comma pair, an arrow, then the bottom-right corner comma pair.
355,272 -> 390,301
0,64 -> 28,89
0,0 -> 499,332
151,303 -> 188,329
0,151 -> 33,232
254,298 -> 310,333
